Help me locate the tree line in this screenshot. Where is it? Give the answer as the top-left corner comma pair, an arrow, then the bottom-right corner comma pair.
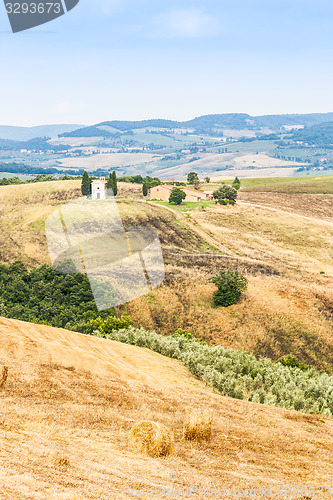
0,261 -> 131,333
81,171 -> 162,197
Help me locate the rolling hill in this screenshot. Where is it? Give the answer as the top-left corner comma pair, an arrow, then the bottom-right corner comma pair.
1,316 -> 333,499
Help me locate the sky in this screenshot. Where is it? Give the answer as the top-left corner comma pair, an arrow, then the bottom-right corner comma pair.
0,0 -> 333,126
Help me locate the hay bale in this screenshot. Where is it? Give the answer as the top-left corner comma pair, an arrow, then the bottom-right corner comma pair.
54,456 -> 70,468
128,421 -> 174,457
183,409 -> 213,442
0,366 -> 8,389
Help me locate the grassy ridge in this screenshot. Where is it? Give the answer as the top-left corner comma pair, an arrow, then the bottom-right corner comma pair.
240,176 -> 333,193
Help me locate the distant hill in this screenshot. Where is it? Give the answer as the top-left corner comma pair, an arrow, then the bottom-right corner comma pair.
59,113 -> 333,138
59,119 -> 180,138
0,137 -> 71,152
290,121 -> 333,146
0,124 -> 83,141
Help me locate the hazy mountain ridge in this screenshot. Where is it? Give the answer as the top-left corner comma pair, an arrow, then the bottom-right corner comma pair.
0,124 -> 83,141
58,113 -> 333,138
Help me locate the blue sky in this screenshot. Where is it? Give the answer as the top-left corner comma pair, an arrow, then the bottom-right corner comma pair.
0,0 -> 333,126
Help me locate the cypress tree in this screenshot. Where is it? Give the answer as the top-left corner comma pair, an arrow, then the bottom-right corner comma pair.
107,172 -> 114,193
232,176 -> 241,190
111,171 -> 118,196
81,171 -> 91,196
142,183 -> 148,197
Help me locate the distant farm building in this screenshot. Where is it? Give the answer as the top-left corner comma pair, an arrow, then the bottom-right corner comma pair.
149,184 -> 213,203
91,177 -> 107,200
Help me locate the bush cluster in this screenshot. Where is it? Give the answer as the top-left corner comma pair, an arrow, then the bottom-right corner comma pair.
210,270 -> 248,307
0,261 -> 124,332
213,185 -> 238,205
94,327 -> 333,417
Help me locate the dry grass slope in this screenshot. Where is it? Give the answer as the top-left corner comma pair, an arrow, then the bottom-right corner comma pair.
0,316 -> 333,499
183,409 -> 213,442
0,181 -> 209,267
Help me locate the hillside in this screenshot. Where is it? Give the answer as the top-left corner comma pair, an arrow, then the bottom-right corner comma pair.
0,180 -> 209,267
0,179 -> 333,375
291,122 -> 333,146
1,316 -> 333,499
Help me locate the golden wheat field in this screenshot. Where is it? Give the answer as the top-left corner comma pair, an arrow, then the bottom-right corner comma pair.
1,317 -> 333,499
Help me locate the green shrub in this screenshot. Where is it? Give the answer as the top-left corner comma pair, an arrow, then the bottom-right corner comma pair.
210,270 -> 248,307
277,355 -> 312,372
88,315 -> 134,335
172,329 -> 206,345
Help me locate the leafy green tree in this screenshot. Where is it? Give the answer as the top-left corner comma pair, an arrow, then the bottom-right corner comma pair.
187,172 -> 199,184
204,177 -> 210,183
210,270 -> 248,307
142,183 -> 148,197
81,171 -> 91,196
213,185 -> 238,203
232,176 -> 241,190
193,179 -> 201,190
169,188 -> 186,205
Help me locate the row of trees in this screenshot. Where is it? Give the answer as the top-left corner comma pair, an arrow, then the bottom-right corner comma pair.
93,326 -> 333,416
118,174 -> 160,186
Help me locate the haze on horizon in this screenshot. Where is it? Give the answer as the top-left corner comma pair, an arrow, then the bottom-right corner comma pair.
0,0 -> 332,127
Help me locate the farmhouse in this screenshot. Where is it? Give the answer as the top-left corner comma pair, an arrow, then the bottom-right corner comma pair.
149,184 -> 213,202
91,177 -> 107,200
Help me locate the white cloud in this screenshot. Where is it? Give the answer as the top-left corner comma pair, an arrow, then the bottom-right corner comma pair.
51,101 -> 84,115
152,8 -> 221,39
88,0 -> 122,16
